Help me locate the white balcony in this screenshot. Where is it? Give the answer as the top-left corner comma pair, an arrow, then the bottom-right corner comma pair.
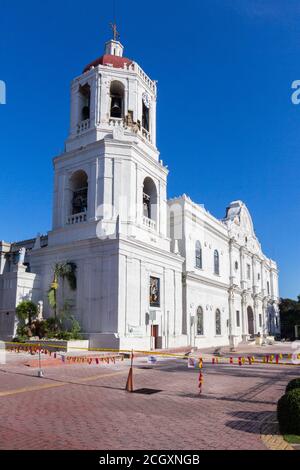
77,119 -> 90,134
142,216 -> 156,231
109,117 -> 124,127
67,212 -> 87,225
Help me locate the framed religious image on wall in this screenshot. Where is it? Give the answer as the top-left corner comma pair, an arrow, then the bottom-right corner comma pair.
150,276 -> 160,308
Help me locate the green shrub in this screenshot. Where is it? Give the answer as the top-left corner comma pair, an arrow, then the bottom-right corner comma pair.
12,336 -> 28,343
54,331 -> 74,341
16,301 -> 37,326
286,378 -> 300,394
42,315 -> 82,340
277,389 -> 300,435
16,324 -> 33,339
31,320 -> 49,339
45,317 -> 59,333
69,316 -> 82,340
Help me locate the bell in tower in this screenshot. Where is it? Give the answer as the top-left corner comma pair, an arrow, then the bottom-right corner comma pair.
110,81 -> 124,119
111,96 -> 122,118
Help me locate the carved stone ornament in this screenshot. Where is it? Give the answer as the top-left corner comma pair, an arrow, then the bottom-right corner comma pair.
228,288 -> 235,301
113,125 -> 124,140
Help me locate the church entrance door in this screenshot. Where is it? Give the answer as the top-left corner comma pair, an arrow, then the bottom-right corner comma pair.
151,325 -> 160,349
247,306 -> 254,336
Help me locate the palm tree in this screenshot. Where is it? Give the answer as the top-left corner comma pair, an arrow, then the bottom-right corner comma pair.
16,301 -> 38,327
48,262 -> 77,321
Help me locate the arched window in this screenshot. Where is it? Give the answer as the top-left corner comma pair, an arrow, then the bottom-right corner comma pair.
214,250 -> 220,275
78,83 -> 90,121
215,309 -> 221,335
70,170 -> 88,215
195,241 -> 202,269
143,177 -> 157,223
197,306 -> 204,336
110,81 -> 124,119
142,101 -> 150,131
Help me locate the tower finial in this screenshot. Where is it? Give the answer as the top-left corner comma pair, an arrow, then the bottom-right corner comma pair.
110,22 -> 120,42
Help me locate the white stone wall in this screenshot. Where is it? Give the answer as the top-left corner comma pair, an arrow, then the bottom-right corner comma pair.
168,196 -> 280,348
0,268 -> 41,340
117,237 -> 185,350
186,279 -> 229,348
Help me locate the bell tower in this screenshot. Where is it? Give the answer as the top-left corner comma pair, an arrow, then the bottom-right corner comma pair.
65,33 -> 157,152
30,25 -> 185,351
50,28 -> 169,252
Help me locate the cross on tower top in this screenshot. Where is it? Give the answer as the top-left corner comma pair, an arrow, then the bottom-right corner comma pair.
110,22 -> 120,41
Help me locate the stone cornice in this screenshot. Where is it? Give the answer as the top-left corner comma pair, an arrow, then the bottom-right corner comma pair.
54,136 -> 167,176
184,271 -> 229,291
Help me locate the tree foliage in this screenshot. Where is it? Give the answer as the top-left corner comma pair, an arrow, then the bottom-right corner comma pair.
279,296 -> 300,340
277,389 -> 300,435
16,301 -> 38,326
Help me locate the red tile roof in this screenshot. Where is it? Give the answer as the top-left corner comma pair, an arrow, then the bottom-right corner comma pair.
83,54 -> 133,73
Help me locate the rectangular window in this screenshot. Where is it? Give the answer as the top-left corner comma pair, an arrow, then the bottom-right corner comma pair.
259,314 -> 262,328
236,310 -> 240,328
150,276 -> 160,308
258,273 -> 260,281
247,264 -> 251,280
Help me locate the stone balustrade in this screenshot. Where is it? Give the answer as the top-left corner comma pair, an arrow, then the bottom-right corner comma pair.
124,62 -> 156,92
67,212 -> 87,225
77,119 -> 90,134
143,216 -> 156,231
109,117 -> 124,127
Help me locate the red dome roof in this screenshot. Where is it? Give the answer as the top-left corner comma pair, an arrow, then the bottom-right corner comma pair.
83,54 -> 132,73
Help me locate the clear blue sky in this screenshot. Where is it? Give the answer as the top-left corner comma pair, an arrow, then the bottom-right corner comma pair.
0,0 -> 299,299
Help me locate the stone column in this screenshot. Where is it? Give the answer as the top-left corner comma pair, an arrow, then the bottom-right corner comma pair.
228,288 -> 238,350
70,82 -> 79,136
241,291 -> 248,342
260,260 -> 265,296
228,239 -> 235,338
253,297 -> 259,335
136,167 -> 144,224
96,73 -> 102,126
251,255 -> 256,292
62,173 -> 72,226
239,246 -> 245,288
229,238 -> 234,284
88,160 -> 98,222
151,96 -> 157,147
262,298 -> 268,335
113,158 -> 123,221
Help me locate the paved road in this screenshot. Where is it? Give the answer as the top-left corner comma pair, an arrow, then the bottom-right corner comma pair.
0,355 -> 298,450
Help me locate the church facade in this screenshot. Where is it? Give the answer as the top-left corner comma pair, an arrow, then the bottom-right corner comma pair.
0,37 -> 280,349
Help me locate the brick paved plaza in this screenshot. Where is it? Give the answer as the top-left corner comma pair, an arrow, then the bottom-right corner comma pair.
0,346 -> 298,450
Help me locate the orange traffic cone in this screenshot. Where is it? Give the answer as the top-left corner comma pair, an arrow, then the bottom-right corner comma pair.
125,350 -> 134,393
125,367 -> 133,392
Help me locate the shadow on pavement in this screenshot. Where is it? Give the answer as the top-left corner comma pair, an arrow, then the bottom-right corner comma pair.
225,411 -> 276,435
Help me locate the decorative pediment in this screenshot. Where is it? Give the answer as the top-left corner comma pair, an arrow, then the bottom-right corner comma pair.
223,200 -> 262,254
